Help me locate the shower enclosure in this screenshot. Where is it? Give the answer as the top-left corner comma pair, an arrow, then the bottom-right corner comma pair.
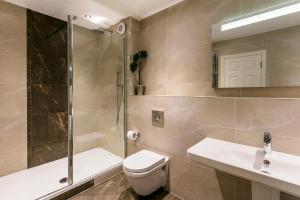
67,15 -> 126,186
0,4 -> 125,198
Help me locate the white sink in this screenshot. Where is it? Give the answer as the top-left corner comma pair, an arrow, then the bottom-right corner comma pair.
187,138 -> 300,197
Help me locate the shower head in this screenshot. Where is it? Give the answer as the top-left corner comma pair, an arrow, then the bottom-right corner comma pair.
91,29 -> 105,35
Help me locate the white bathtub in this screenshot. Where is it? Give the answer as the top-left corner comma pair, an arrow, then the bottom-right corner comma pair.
0,148 -> 123,200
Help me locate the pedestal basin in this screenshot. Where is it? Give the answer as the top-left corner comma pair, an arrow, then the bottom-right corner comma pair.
187,138 -> 300,197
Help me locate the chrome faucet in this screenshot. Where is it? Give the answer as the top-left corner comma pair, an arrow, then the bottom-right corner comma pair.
263,132 -> 272,155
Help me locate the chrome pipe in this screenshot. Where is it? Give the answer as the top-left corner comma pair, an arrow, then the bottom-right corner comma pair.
123,35 -> 128,158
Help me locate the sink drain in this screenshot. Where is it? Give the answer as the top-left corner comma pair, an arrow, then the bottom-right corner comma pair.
59,177 -> 68,184
263,159 -> 270,165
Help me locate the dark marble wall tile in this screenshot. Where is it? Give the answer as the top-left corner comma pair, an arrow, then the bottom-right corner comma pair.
30,54 -> 67,84
31,112 -> 67,145
31,84 -> 67,114
27,9 -> 68,168
27,10 -> 67,56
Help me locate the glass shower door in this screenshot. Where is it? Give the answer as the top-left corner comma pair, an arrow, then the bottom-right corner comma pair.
69,16 -> 125,185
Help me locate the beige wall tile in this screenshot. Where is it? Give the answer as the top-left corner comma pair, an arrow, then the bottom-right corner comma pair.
0,85 -> 26,118
141,51 -> 167,95
170,157 -> 223,200
0,116 -> 26,134
0,1 -> 26,41
0,116 -> 27,162
97,28 -> 125,157
0,1 -> 27,176
140,9 -> 167,29
167,44 -> 212,96
129,17 -> 140,31
0,39 -> 26,84
0,146 -> 27,176
236,98 -> 300,155
240,87 -> 300,98
167,1 -> 212,49
73,111 -> 100,154
73,84 -> 99,112
237,98 -> 300,139
139,15 -> 168,95
73,26 -> 100,154
127,141 -> 144,156
0,1 -> 26,85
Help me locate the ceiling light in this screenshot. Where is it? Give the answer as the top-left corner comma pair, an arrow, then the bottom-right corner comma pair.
84,14 -> 92,19
84,15 -> 106,24
221,2 -> 300,31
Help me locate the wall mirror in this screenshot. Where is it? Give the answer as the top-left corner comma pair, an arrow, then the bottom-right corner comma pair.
212,1 -> 300,88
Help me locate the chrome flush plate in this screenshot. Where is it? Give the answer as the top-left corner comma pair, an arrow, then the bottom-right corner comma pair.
152,110 -> 164,128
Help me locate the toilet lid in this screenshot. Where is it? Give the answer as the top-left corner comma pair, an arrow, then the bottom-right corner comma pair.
123,150 -> 165,173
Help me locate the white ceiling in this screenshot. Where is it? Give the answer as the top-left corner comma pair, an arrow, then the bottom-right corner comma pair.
4,0 -> 183,27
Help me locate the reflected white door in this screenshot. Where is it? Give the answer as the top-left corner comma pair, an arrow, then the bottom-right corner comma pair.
220,50 -> 266,88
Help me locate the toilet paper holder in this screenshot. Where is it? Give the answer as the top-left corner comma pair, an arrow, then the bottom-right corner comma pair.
127,130 -> 140,141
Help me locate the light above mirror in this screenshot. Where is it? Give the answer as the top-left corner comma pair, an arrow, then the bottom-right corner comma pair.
211,1 -> 300,89
221,2 -> 300,31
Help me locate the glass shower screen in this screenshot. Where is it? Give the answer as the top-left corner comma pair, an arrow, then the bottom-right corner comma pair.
67,15 -> 125,185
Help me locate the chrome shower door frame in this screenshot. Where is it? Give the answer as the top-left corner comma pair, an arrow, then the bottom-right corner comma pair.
67,15 -> 74,186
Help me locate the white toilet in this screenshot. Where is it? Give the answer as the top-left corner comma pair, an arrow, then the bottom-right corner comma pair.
123,150 -> 169,196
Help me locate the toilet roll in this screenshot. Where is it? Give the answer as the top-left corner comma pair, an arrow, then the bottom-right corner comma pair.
127,130 -> 139,141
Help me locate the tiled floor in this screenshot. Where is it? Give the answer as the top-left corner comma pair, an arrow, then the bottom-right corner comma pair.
71,173 -> 182,200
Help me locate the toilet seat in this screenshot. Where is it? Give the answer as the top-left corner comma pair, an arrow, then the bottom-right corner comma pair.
123,150 -> 165,173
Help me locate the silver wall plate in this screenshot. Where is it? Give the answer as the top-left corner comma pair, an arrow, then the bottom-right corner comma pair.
152,110 -> 164,128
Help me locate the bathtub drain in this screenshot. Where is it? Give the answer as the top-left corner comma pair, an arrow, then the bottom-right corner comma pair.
59,177 -> 68,184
